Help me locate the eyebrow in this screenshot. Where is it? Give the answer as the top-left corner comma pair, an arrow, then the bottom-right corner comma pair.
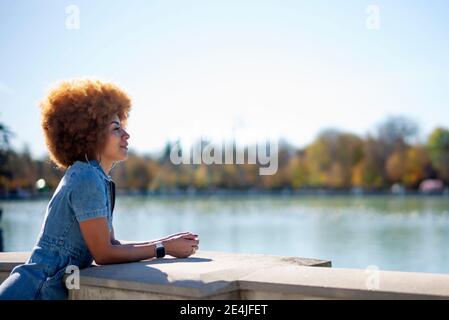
110,121 -> 120,126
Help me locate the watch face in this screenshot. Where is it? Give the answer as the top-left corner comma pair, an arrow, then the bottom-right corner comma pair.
156,243 -> 165,258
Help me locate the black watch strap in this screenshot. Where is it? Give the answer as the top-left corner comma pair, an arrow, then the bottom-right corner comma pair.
156,242 -> 165,258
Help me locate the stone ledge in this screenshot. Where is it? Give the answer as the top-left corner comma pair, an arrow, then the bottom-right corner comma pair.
3,250 -> 449,299
69,250 -> 329,299
238,265 -> 449,299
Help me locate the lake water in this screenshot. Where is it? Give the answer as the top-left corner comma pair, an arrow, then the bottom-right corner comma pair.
1,195 -> 449,274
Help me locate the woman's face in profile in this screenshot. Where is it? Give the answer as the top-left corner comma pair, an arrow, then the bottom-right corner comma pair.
101,114 -> 130,162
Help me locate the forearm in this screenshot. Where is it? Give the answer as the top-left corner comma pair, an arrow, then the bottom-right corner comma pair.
97,242 -> 158,265
113,236 -> 170,246
112,239 -> 152,245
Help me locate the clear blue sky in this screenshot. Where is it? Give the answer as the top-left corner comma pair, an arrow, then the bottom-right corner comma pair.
1,0 -> 449,158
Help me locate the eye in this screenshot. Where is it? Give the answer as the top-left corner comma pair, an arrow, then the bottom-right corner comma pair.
114,127 -> 121,131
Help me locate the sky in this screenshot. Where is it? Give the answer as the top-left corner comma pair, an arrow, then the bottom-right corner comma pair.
1,0 -> 449,158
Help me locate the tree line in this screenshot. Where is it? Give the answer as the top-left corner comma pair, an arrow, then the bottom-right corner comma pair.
1,116 -> 449,195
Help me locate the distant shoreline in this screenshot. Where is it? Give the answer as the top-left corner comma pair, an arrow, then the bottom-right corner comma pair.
1,188 -> 448,201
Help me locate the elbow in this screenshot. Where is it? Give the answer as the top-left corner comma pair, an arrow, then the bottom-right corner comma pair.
92,246 -> 115,265
93,254 -> 109,265
94,256 -> 109,265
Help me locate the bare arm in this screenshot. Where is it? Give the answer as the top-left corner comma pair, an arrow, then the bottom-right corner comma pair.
110,228 -> 196,246
80,217 -> 158,265
80,218 -> 200,264
109,228 -> 158,246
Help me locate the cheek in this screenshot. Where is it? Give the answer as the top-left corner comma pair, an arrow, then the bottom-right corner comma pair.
104,134 -> 121,152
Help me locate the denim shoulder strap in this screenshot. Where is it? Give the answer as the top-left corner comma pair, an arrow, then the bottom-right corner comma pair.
109,180 -> 116,217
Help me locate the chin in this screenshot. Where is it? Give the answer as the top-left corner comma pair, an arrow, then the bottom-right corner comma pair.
119,149 -> 129,160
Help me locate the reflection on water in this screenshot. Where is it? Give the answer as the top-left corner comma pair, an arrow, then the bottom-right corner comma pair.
1,195 -> 449,274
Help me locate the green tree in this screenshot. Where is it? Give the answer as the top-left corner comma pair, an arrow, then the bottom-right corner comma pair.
306,130 -> 363,188
287,151 -> 309,189
351,137 -> 385,189
427,128 -> 449,183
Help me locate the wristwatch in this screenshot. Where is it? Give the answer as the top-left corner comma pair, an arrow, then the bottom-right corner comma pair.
155,242 -> 165,258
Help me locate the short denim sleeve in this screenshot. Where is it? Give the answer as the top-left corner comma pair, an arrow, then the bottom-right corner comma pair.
69,168 -> 109,223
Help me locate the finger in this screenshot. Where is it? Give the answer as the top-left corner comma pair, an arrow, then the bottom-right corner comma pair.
182,234 -> 198,240
173,231 -> 191,236
163,232 -> 189,240
187,239 -> 199,245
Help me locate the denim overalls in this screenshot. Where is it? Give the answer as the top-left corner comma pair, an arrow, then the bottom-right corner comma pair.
0,159 -> 115,300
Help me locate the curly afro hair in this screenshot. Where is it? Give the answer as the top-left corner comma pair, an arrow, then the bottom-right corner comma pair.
40,79 -> 131,169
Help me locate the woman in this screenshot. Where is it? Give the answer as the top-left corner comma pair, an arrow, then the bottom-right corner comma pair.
0,79 -> 200,300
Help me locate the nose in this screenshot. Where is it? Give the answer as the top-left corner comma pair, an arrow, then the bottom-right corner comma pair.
122,129 -> 130,140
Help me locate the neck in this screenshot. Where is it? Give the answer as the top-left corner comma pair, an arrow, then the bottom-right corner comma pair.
99,159 -> 114,175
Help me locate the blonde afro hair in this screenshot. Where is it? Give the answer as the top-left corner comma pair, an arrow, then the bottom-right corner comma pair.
39,79 -> 131,169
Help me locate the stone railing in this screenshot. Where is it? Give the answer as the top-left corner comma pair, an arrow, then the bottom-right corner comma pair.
1,251 -> 449,299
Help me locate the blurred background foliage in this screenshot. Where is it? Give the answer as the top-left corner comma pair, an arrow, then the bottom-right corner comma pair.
1,116 -> 448,195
